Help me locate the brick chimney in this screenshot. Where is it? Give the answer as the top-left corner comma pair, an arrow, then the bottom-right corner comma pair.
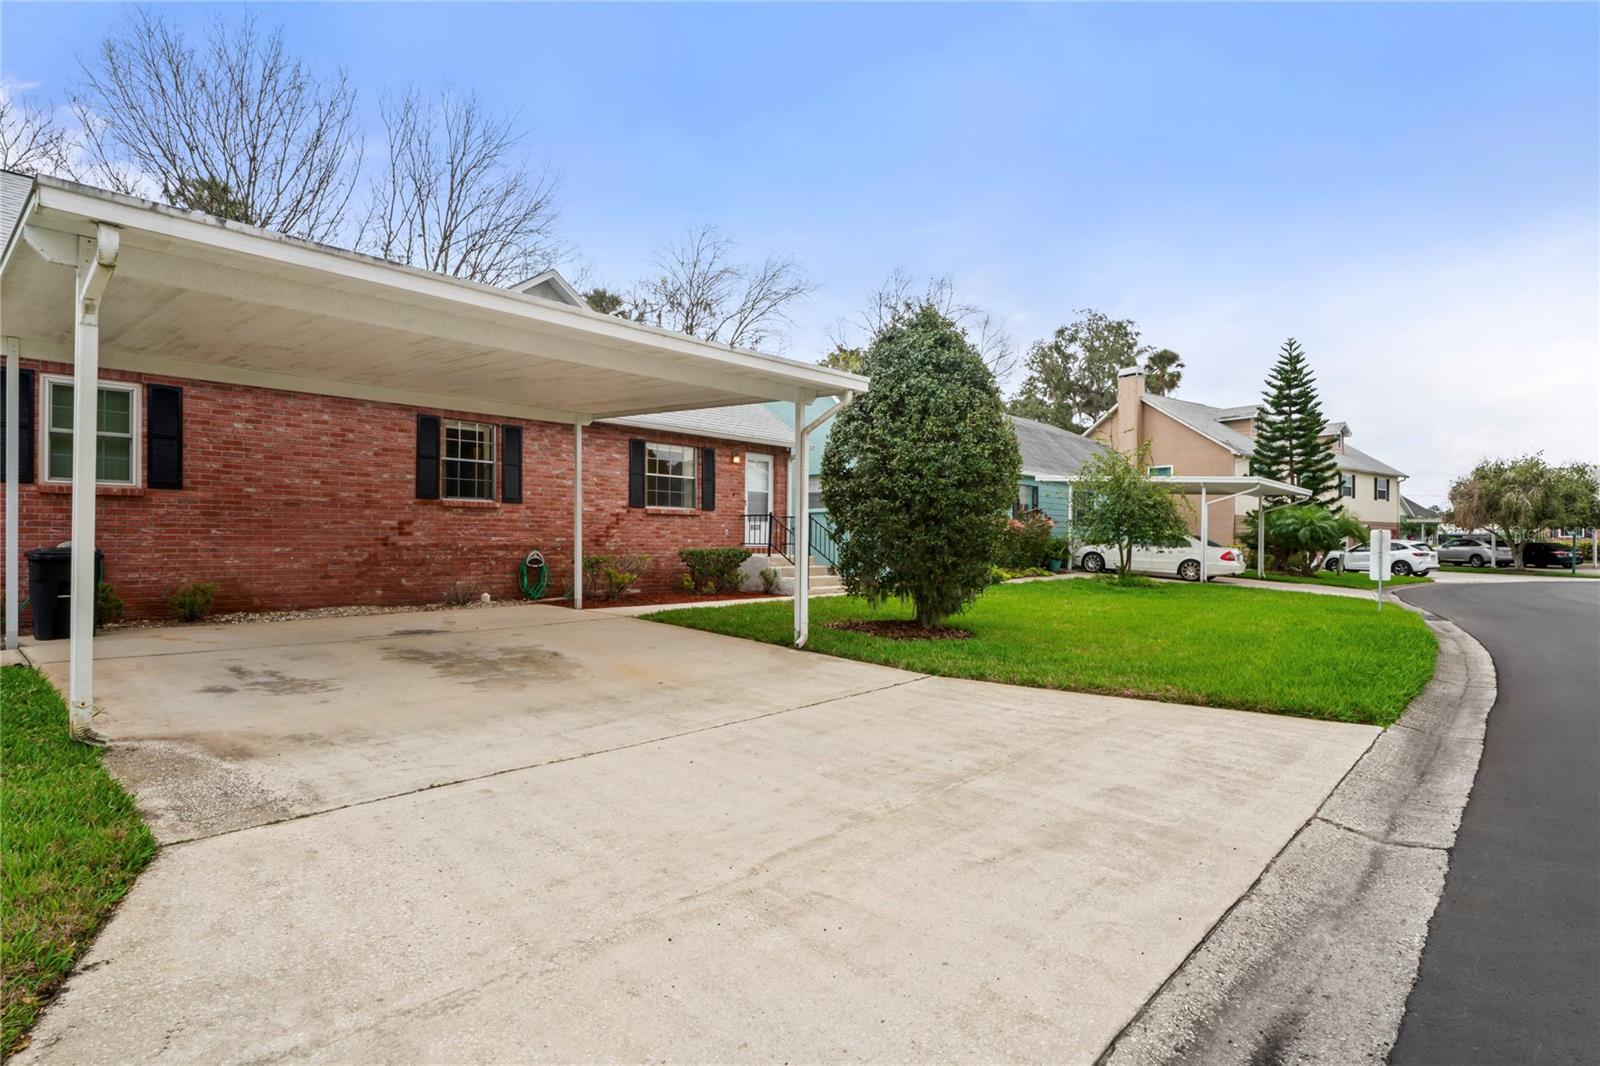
1113,367 -> 1146,455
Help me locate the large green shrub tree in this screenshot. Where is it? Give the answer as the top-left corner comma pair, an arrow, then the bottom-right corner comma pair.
1447,455 -> 1600,568
1073,444 -> 1191,576
1251,339 -> 1340,507
821,305 -> 1021,629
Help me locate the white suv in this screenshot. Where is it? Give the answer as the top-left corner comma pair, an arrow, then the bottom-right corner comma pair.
1326,540 -> 1438,577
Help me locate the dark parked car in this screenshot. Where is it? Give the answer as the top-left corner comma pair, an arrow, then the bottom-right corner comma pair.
1518,541 -> 1577,569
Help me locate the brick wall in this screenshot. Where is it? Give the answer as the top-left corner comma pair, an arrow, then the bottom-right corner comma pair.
3,360 -> 788,621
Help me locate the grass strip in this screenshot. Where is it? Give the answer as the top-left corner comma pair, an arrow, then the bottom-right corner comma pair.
646,579 -> 1437,728
2,666 -> 156,1055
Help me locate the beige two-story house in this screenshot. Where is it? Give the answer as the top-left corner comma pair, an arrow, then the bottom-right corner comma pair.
1088,368 -> 1406,542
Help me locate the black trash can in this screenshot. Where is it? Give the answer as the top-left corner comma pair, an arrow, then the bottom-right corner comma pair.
25,547 -> 104,641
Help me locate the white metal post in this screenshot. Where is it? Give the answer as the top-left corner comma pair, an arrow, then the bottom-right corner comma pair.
572,422 -> 584,610
1199,485 -> 1209,582
793,392 -> 810,647
4,337 -> 19,654
1065,482 -> 1074,572
1257,498 -> 1266,579
69,235 -> 110,741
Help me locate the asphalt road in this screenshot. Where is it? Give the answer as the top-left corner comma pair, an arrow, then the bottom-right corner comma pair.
1390,580 -> 1600,1065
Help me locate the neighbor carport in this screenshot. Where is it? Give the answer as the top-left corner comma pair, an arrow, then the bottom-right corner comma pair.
1031,472 -> 1311,578
1,174 -> 865,738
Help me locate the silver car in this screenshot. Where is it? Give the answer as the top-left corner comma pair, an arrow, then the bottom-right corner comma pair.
1437,535 -> 1512,568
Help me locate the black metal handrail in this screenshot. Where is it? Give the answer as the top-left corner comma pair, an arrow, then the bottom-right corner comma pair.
740,512 -> 844,570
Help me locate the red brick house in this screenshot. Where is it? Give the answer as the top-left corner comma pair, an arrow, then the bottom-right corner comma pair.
1,172 -> 861,733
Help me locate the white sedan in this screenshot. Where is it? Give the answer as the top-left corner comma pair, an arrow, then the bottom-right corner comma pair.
1074,537 -> 1246,581
1326,540 -> 1438,577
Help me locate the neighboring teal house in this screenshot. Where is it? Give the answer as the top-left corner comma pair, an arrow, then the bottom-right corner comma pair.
1009,415 -> 1108,527
760,401 -> 1106,545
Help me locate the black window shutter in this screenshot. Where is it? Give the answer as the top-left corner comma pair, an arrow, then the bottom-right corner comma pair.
627,438 -> 646,508
0,369 -> 36,484
700,447 -> 716,510
146,384 -> 183,489
501,425 -> 523,503
416,414 -> 441,499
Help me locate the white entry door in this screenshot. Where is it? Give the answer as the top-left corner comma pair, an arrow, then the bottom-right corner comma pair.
744,454 -> 773,546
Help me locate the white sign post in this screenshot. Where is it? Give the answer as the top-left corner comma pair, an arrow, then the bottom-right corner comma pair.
1368,528 -> 1391,610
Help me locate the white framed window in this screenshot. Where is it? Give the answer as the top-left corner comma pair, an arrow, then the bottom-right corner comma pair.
1147,465 -> 1174,477
1340,472 -> 1356,498
645,442 -> 696,508
42,376 -> 140,486
807,473 -> 823,512
442,419 -> 495,500
1374,477 -> 1391,501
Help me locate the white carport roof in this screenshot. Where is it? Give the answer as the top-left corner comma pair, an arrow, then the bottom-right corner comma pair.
0,174 -> 865,421
1,172 -> 864,736
1030,472 -> 1312,500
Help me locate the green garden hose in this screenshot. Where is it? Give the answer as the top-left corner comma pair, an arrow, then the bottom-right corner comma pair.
518,549 -> 549,599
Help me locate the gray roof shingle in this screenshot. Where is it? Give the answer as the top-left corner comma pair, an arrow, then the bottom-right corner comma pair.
1012,416 -> 1107,477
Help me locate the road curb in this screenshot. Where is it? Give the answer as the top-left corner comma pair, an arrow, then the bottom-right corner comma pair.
1097,612 -> 1496,1065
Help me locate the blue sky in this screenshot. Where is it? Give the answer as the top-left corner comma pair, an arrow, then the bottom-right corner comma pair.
4,2 -> 1596,501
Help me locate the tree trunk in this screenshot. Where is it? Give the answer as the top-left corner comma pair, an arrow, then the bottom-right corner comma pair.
915,600 -> 943,630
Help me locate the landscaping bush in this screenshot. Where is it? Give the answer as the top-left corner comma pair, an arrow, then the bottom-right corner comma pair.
821,304 -> 1021,629
94,582 -> 125,627
996,511 -> 1056,570
678,548 -> 751,595
442,581 -> 476,607
584,554 -> 652,601
167,581 -> 217,622
989,565 -> 1051,584
759,567 -> 780,594
1245,504 -> 1366,576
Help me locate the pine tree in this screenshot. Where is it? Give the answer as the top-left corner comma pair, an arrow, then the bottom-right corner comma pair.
1250,338 -> 1340,507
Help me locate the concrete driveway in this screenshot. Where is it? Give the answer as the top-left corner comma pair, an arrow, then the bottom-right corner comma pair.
20,604 -> 1378,1064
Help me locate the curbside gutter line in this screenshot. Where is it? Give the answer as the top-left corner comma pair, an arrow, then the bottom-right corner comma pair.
1096,605 -> 1496,1066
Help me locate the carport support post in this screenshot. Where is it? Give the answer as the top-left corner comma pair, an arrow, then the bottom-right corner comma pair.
4,337 -> 19,654
69,228 -> 118,743
1199,485 -> 1209,582
1257,499 -> 1266,579
572,421 -> 583,610
1065,482 -> 1073,572
793,391 -> 811,647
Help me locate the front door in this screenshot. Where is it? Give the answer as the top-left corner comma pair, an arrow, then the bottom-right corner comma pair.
744,454 -> 773,546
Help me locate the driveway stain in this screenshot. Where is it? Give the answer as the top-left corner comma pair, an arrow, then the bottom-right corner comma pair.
380,643 -> 575,688
218,663 -> 340,697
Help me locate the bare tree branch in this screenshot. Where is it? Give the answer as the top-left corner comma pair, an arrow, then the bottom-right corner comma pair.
627,225 -> 813,349
72,8 -> 360,241
0,90 -> 80,178
357,88 -> 564,286
838,268 -> 1017,382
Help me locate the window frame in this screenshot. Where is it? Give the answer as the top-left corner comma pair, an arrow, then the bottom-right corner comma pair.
644,441 -> 697,509
1339,472 -> 1356,498
1147,465 -> 1174,477
1374,477 -> 1391,501
40,375 -> 141,487
441,418 -> 496,501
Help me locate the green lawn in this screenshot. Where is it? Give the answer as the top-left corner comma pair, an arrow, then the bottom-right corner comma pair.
1244,570 -> 1432,591
645,579 -> 1437,727
1438,564 -> 1597,578
1,667 -> 156,1055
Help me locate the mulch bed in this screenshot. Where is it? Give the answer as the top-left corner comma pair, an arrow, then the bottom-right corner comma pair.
826,620 -> 974,641
568,590 -> 784,609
